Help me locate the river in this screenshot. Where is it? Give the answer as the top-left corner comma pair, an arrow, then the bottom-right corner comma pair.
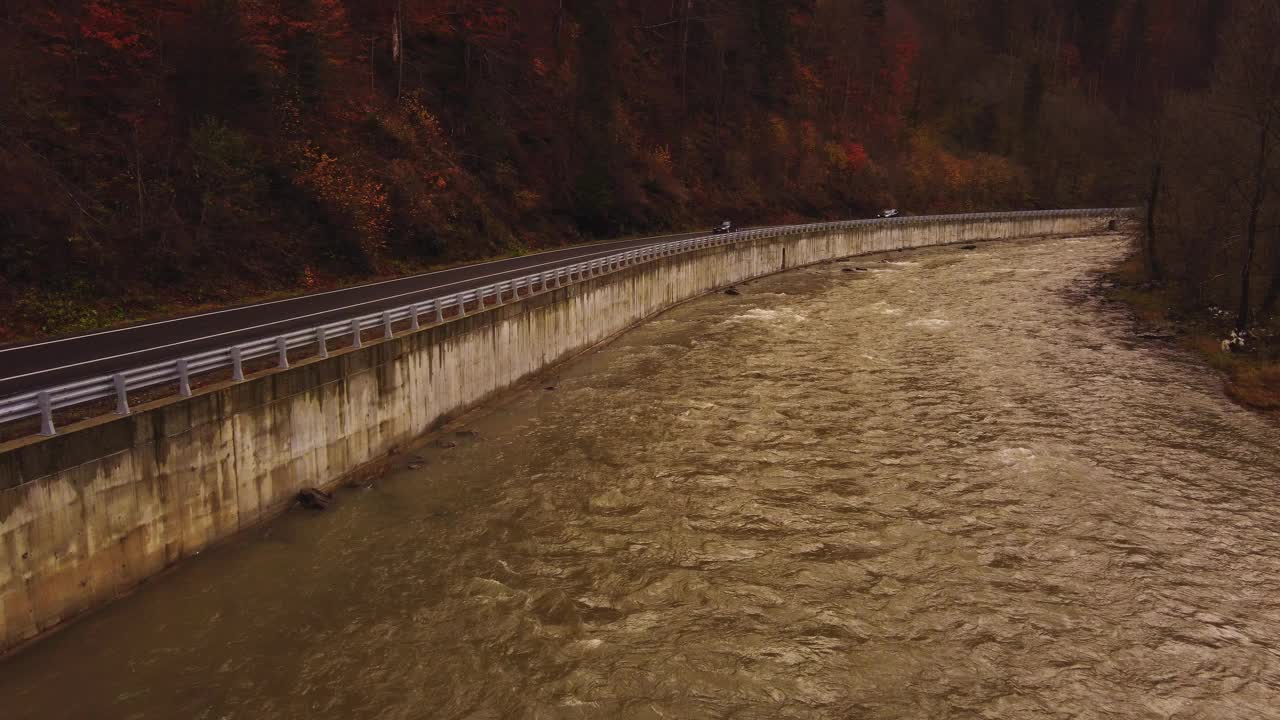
3,235 -> 1279,719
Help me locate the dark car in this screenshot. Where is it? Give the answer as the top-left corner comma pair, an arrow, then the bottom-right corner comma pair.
877,209 -> 900,219
713,220 -> 733,234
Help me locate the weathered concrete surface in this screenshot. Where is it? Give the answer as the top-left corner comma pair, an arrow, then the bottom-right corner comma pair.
0,214 -> 1120,654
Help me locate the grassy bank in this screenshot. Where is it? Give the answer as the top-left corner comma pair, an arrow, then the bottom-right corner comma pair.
1107,254 -> 1280,411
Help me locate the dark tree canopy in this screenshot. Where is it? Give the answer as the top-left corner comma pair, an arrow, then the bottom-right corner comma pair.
0,0 -> 1273,339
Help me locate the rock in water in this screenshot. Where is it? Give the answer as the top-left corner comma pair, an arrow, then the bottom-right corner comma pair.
961,244 -> 977,250
724,287 -> 741,296
297,488 -> 332,510
529,589 -> 581,626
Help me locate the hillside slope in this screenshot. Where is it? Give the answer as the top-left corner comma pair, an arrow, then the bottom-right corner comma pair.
0,0 -> 1219,340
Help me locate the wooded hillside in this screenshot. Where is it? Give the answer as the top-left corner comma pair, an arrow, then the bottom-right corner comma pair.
0,1 -> 1261,340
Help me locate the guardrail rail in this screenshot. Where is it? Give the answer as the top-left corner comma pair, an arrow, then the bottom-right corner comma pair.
0,208 -> 1133,436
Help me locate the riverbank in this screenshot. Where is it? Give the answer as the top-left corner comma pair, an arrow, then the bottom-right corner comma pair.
1105,254 -> 1280,411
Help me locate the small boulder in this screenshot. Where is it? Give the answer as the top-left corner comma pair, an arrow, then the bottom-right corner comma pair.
529,589 -> 582,626
544,386 -> 557,391
433,438 -> 458,449
961,244 -> 977,250
724,287 -> 741,296
297,488 -> 332,510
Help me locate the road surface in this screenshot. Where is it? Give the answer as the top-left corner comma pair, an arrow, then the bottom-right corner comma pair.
0,229 -> 713,399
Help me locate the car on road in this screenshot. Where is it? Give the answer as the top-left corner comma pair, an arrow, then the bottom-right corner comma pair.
877,209 -> 900,218
713,220 -> 733,234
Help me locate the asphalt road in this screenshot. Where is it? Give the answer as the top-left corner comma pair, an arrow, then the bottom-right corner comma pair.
0,229 -> 715,399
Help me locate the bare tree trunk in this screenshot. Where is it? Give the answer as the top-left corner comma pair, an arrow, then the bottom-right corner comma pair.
135,127 -> 145,247
1144,160 -> 1162,282
1237,120 -> 1270,332
396,0 -> 404,99
840,67 -> 851,129
1262,225 -> 1280,315
715,47 -> 727,127
553,0 -> 565,61
679,0 -> 691,117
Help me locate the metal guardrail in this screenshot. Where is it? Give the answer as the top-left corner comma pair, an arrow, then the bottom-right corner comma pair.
0,208 -> 1132,436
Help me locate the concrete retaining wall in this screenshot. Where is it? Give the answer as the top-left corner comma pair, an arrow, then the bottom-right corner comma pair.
0,213 -> 1119,654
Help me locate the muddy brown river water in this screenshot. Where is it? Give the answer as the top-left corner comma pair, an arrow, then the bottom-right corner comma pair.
3,235 -> 1280,719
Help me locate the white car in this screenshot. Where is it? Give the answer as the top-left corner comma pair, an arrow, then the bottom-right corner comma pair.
877,209 -> 900,219
713,221 -> 733,234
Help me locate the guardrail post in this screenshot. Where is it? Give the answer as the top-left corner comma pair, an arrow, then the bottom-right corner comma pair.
231,347 -> 244,381
113,374 -> 130,414
177,358 -> 192,397
434,302 -> 444,323
382,311 -> 393,339
410,305 -> 420,331
351,318 -> 363,348
276,337 -> 289,369
38,391 -> 55,436
316,327 -> 328,358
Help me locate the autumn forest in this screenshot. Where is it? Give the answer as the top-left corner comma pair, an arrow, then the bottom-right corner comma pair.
1,0 -> 1278,352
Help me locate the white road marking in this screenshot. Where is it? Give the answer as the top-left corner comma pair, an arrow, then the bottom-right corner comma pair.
0,229 -> 702,355
0,236 -> 701,384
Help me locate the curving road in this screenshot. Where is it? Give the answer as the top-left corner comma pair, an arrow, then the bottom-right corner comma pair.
0,229 -> 715,399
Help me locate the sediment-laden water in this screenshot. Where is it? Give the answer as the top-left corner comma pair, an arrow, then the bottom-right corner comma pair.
4,235 -> 1279,719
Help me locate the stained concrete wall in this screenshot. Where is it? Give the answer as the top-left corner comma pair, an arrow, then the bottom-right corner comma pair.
0,213 -> 1121,653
